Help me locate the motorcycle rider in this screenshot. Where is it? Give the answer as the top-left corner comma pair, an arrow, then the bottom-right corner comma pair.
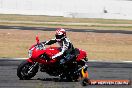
41,28 -> 75,64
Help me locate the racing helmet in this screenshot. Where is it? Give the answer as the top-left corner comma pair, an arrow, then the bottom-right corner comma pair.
55,28 -> 66,41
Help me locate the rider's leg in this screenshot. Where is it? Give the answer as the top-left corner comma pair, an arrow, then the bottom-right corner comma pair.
60,54 -> 74,64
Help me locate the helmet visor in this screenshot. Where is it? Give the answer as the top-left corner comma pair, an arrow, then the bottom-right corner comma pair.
55,34 -> 63,39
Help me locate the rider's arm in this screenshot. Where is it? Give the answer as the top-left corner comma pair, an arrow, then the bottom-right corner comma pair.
52,41 -> 69,59
42,38 -> 57,45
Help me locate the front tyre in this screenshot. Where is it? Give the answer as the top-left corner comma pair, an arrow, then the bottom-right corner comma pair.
17,60 -> 39,80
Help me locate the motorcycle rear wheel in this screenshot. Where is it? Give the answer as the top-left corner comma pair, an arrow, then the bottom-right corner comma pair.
81,78 -> 91,86
17,60 -> 39,80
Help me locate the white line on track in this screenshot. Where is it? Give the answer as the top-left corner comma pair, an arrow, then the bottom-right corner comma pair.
1,58 -> 132,63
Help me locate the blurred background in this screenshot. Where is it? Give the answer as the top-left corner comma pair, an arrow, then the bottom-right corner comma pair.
0,0 -> 132,61
0,0 -> 132,19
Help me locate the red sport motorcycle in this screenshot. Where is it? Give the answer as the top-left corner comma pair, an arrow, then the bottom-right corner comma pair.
17,35 -> 89,81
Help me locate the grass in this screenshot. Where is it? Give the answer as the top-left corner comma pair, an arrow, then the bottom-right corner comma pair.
0,14 -> 132,61
0,29 -> 132,61
0,14 -> 132,24
0,14 -> 132,30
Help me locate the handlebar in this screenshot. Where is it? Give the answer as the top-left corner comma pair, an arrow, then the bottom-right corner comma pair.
35,35 -> 46,50
36,43 -> 46,50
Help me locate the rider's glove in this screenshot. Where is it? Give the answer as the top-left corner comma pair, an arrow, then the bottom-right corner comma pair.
51,56 -> 56,60
37,43 -> 43,47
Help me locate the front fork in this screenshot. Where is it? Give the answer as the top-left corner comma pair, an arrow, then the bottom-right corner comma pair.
27,60 -> 39,74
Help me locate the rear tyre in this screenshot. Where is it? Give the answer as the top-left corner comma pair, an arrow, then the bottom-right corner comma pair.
81,78 -> 91,86
17,60 -> 39,80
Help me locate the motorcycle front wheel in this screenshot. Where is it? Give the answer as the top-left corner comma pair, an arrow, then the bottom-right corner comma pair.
17,60 -> 39,80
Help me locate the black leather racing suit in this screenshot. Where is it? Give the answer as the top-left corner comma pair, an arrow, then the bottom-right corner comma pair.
43,37 -> 74,63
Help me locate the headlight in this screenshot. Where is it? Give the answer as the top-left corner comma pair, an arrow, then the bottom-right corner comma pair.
28,50 -> 32,58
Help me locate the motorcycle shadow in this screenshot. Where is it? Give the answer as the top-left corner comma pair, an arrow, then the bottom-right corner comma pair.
37,78 -> 77,82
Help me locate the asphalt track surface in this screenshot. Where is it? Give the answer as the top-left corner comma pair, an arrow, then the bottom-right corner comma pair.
0,25 -> 132,88
0,25 -> 132,34
0,59 -> 132,88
